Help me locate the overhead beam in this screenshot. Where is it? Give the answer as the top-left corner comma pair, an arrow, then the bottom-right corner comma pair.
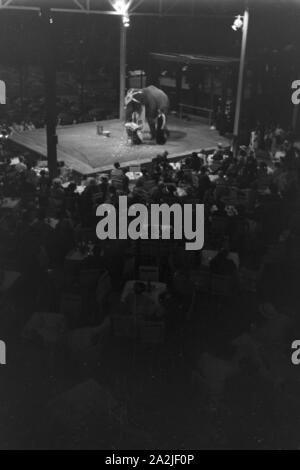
73,0 -> 85,11
129,0 -> 146,13
163,0 -> 181,15
0,3 -> 233,18
159,0 -> 163,16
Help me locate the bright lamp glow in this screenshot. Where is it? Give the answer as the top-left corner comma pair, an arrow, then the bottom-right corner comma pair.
232,15 -> 244,31
113,0 -> 130,15
123,14 -> 130,27
111,0 -> 131,27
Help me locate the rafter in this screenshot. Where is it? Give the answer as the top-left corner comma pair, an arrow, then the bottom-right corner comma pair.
129,0 -> 146,13
163,0 -> 181,15
0,0 -> 234,18
73,0 -> 85,11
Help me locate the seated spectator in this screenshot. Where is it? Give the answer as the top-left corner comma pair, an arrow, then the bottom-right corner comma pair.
15,156 -> 27,173
209,248 -> 237,276
190,152 -> 202,172
198,167 -> 211,200
212,143 -> 224,161
111,162 -> 128,194
65,181 -> 79,216
96,175 -> 109,204
53,210 -> 75,265
214,170 -> 230,201
136,169 -> 157,193
274,123 -> 285,147
105,185 -> 119,206
256,162 -> 271,191
80,177 -> 99,226
131,179 -> 150,204
123,281 -> 162,319
49,178 -> 65,215
38,170 -> 51,209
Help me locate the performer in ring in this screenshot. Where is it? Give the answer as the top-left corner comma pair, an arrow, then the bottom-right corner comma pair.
156,109 -> 167,145
125,110 -> 144,145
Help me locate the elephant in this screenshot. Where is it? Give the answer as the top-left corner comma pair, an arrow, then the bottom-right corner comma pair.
125,85 -> 169,140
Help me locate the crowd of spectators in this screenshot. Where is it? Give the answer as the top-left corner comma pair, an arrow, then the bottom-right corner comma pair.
0,122 -> 300,418
0,122 -> 299,302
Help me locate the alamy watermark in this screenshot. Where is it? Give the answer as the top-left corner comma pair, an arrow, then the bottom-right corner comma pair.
291,340 -> 300,365
0,340 -> 6,365
0,80 -> 6,104
0,82 -> 5,364
291,80 -> 300,105
96,196 -> 205,251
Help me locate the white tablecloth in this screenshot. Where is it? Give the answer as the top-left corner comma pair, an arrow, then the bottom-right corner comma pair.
201,249 -> 240,268
0,270 -> 21,292
0,198 -> 21,210
121,280 -> 167,307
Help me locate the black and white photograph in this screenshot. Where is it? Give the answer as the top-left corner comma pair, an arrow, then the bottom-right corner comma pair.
0,0 -> 299,453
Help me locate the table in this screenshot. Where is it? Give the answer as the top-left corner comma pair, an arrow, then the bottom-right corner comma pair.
46,218 -> 59,229
170,162 -> 181,170
121,280 -> 167,307
62,183 -> 85,195
0,198 -> 21,210
208,174 -> 219,183
65,246 -> 94,262
125,171 -> 143,181
141,224 -> 172,238
10,157 -> 20,165
201,249 -> 240,268
0,270 -> 21,293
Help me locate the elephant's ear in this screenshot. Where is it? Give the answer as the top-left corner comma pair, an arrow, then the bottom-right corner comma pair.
133,90 -> 145,104
125,89 -> 144,106
125,89 -> 135,106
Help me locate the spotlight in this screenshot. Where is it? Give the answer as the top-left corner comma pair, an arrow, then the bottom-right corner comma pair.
38,8 -> 53,24
114,0 -> 129,15
232,15 -> 244,31
123,14 -> 130,27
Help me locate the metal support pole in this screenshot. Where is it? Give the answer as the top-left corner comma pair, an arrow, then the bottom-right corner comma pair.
233,7 -> 249,154
292,104 -> 299,133
175,66 -> 182,112
119,18 -> 127,121
41,7 -> 58,179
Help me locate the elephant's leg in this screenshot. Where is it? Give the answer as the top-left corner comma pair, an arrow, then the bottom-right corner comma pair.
148,118 -> 156,140
165,122 -> 170,138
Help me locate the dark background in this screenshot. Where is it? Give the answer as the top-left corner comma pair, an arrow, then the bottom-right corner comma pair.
0,0 -> 298,128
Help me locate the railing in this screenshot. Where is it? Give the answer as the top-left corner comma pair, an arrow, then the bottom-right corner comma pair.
179,103 -> 213,126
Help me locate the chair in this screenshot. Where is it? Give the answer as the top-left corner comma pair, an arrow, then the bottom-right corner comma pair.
22,312 -> 66,346
122,255 -> 136,281
190,269 -> 211,293
79,269 -> 101,290
48,379 -> 121,430
139,265 -> 159,282
60,293 -> 82,328
211,216 -> 229,237
129,165 -> 141,173
239,268 -> 258,293
111,315 -> 138,339
22,312 -> 66,375
138,240 -> 160,263
237,192 -> 248,204
77,228 -> 97,244
138,320 -> 165,344
92,191 -> 104,206
210,274 -> 234,297
96,270 -> 112,306
172,271 -> 194,298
